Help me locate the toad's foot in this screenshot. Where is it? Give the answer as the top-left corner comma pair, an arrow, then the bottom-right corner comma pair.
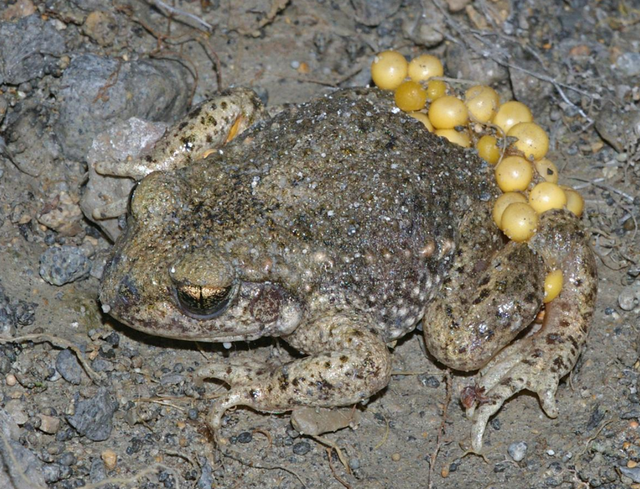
202,313 -> 391,431
465,210 -> 597,452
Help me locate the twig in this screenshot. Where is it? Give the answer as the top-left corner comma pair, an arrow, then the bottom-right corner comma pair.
571,177 -> 636,203
310,434 -> 351,474
123,4 -> 222,90
576,420 -> 614,459
373,412 -> 390,450
146,0 -> 214,32
325,447 -> 353,489
232,0 -> 291,37
221,449 -> 306,487
427,370 -> 453,489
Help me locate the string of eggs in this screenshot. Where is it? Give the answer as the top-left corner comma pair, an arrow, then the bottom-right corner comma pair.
371,51 -> 586,303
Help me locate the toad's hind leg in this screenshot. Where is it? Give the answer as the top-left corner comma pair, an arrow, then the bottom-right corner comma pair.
422,205 -> 546,373
203,313 -> 391,430
466,210 -> 597,452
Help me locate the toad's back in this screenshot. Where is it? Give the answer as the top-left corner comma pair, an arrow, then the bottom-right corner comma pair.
177,88 -> 497,341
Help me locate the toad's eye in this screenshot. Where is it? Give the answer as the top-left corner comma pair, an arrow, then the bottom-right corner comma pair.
174,283 -> 236,319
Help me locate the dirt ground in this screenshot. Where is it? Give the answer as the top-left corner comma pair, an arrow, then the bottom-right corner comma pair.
1,0 -> 639,488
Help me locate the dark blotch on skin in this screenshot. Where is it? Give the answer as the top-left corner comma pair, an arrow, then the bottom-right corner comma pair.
117,275 -> 140,306
472,289 -> 491,305
553,357 -> 567,371
568,335 -> 579,351
546,333 -> 562,344
249,286 -> 283,324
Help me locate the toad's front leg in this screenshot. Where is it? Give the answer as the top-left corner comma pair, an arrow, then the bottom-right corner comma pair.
200,312 -> 391,430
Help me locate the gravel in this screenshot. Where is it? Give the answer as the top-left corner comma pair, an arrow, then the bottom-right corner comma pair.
0,15 -> 65,85
39,245 -> 91,286
508,441 -> 528,462
66,388 -> 119,442
56,349 -> 84,385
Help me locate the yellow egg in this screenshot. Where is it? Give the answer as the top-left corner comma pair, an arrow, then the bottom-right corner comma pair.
492,101 -> 533,133
428,96 -> 469,129
529,182 -> 567,214
408,111 -> 433,131
501,202 -> 539,242
371,51 -> 408,90
408,54 -> 444,82
562,187 -> 585,217
434,128 -> 471,147
544,269 -> 563,303
465,85 -> 500,123
394,81 -> 428,112
426,80 -> 447,101
494,156 -> 533,192
492,192 -> 527,227
507,122 -> 549,161
476,134 -> 501,165
534,158 -> 559,183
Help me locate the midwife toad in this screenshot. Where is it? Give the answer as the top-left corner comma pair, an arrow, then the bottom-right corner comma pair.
99,88 -> 597,451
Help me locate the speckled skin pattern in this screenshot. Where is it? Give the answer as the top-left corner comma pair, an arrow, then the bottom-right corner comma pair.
99,88 -> 597,451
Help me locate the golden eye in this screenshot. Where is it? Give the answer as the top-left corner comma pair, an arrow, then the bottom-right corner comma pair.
174,283 -> 236,319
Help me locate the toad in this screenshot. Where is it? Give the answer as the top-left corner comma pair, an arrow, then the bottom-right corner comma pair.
98,88 -> 597,451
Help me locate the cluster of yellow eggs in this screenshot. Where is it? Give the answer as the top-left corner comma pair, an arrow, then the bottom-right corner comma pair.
371,50 -> 584,303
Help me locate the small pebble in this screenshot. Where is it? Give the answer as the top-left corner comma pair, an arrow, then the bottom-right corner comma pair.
292,441 -> 311,455
508,441 -> 528,462
237,431 -> 253,444
39,245 -> 91,286
66,387 -> 118,441
618,284 -> 640,311
6,373 -> 17,386
391,453 -> 401,461
5,399 -> 28,425
43,463 -> 63,483
58,451 -> 77,466
39,414 -> 61,434
616,52 -> 640,77
418,374 -> 441,388
101,449 -> 118,470
620,465 -> 640,483
56,349 -> 83,385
